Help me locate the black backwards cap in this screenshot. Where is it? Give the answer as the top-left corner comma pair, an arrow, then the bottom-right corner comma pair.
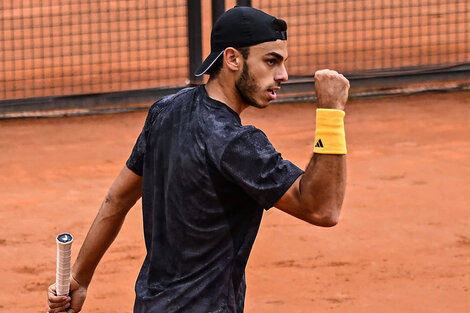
194,6 -> 287,76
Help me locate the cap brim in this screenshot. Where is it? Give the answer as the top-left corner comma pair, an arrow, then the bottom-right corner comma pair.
194,50 -> 224,76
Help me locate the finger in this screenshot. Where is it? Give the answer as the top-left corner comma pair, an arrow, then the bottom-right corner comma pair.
48,285 -> 71,305
47,284 -> 57,296
47,303 -> 70,313
48,294 -> 70,304
48,294 -> 70,305
314,69 -> 328,79
48,300 -> 70,311
48,298 -> 70,309
48,296 -> 71,309
47,301 -> 70,313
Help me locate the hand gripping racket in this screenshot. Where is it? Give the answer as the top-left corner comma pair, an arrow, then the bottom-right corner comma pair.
56,233 -> 74,296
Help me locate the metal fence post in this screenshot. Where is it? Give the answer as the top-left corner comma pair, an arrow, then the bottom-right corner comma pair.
187,0 -> 203,84
236,0 -> 252,6
212,0 -> 225,26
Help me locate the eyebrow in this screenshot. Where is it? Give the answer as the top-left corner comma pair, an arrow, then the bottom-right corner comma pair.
265,52 -> 288,61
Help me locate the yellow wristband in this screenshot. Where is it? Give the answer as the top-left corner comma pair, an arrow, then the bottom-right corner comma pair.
313,109 -> 347,154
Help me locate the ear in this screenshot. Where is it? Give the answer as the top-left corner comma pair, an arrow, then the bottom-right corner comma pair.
223,47 -> 242,72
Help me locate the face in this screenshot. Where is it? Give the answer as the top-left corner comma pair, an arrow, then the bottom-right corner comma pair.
235,40 -> 288,108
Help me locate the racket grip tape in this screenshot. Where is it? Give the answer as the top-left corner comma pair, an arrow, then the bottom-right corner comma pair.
55,233 -> 73,296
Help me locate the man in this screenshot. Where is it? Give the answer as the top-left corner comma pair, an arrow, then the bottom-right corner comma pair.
47,6 -> 349,313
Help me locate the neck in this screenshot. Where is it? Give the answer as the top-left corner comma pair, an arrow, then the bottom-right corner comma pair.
205,76 -> 247,115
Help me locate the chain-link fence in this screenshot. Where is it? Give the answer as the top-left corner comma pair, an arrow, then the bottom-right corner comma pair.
1,0 -> 469,110
1,0 -> 188,100
255,0 -> 470,76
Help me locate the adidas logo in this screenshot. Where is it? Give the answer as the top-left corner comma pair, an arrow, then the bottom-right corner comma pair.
315,139 -> 324,148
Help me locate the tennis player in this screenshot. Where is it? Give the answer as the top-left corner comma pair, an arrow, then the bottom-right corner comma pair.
47,6 -> 349,313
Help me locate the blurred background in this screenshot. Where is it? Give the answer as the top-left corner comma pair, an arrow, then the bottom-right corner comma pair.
1,0 -> 470,116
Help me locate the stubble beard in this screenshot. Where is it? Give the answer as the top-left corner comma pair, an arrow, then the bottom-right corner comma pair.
235,62 -> 266,109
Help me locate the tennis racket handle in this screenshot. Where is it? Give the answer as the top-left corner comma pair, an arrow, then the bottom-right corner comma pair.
56,233 -> 74,296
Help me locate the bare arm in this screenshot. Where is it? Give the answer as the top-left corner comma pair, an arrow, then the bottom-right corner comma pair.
72,166 -> 142,286
274,69 -> 349,227
47,166 -> 142,313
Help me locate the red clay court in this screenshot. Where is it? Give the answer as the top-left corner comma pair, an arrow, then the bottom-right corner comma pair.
0,90 -> 469,312
1,1 -> 470,312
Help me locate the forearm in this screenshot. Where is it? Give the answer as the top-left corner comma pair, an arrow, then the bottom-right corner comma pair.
71,198 -> 128,287
298,72 -> 349,225
71,166 -> 142,287
299,153 -> 346,226
274,69 -> 349,226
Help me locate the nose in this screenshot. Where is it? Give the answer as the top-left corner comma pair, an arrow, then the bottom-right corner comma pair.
275,63 -> 288,83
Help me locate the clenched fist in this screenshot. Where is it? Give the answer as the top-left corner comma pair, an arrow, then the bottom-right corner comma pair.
314,69 -> 350,111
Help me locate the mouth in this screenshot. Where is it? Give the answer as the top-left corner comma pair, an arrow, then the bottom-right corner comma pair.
267,87 -> 280,100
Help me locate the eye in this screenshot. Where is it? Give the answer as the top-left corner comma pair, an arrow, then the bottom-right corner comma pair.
266,58 -> 276,66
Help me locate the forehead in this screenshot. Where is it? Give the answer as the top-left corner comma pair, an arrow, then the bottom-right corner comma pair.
249,39 -> 288,58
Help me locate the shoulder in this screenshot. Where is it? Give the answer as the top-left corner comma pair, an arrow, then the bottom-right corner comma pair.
150,87 -> 196,113
206,123 -> 270,163
222,126 -> 272,155
160,86 -> 196,103
144,87 -> 197,126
